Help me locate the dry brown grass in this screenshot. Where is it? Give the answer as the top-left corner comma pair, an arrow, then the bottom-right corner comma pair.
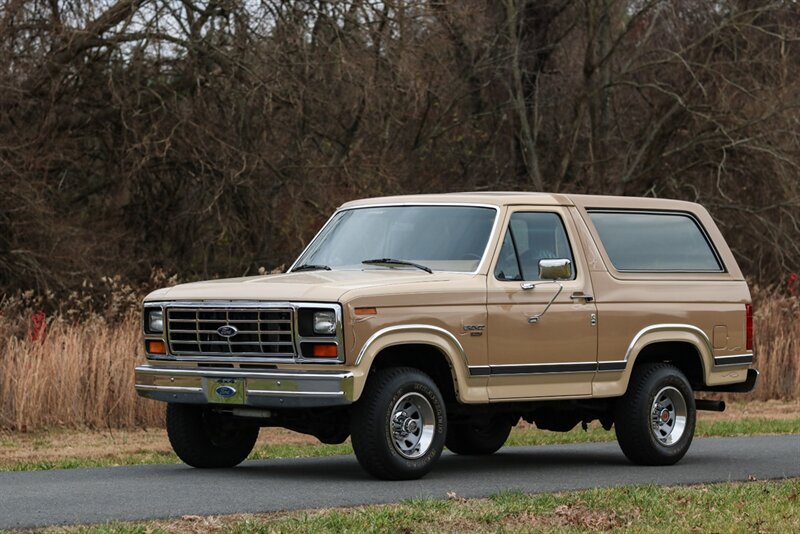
0,288 -> 796,432
0,315 -> 162,431
745,288 -> 800,401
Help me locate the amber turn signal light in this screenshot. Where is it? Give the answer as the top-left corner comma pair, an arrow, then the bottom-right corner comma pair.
354,307 -> 377,316
311,343 -> 338,358
147,340 -> 166,354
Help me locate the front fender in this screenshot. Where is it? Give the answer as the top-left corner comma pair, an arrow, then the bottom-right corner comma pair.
352,324 -> 478,402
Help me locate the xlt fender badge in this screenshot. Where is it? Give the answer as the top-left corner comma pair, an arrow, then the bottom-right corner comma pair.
463,325 -> 485,337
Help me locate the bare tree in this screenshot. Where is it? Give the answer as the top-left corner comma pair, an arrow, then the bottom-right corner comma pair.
0,0 -> 798,298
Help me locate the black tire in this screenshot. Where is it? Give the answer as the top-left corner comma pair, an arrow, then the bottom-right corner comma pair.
166,403 -> 259,468
446,417 -> 512,455
350,367 -> 447,480
614,363 -> 696,466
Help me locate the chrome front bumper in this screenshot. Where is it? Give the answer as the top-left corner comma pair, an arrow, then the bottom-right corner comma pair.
135,365 -> 354,408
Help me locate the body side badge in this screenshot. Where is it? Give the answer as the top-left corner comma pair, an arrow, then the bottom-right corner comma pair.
464,324 -> 485,336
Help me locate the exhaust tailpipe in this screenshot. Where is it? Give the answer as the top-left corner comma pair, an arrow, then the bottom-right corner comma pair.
695,399 -> 726,412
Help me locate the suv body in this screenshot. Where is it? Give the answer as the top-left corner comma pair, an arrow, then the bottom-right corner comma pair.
136,193 -> 758,479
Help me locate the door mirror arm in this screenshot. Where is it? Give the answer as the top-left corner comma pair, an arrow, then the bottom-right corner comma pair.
522,281 -> 564,324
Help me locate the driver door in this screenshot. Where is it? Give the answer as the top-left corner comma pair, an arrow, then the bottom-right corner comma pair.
486,207 -> 597,399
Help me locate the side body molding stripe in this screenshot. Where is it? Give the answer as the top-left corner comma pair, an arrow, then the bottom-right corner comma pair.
713,354 -> 754,366
468,360 -> 626,377
465,323 -> 752,377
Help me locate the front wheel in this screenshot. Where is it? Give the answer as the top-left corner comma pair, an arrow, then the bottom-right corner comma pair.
614,363 -> 696,465
166,404 -> 259,468
350,367 -> 447,480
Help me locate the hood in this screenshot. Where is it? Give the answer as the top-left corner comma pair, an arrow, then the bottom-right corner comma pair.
144,269 -> 466,303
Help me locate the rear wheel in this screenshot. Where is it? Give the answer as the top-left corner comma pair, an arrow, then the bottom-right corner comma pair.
446,417 -> 512,455
350,367 -> 447,480
614,363 -> 696,465
166,404 -> 259,468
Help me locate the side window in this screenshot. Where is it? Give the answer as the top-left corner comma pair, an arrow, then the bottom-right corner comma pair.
588,210 -> 723,272
495,231 -> 522,280
494,212 -> 576,281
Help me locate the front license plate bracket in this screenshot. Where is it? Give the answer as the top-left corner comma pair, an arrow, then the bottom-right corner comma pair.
205,377 -> 247,405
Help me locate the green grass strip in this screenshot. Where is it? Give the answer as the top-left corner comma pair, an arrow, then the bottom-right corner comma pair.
27,478 -> 800,533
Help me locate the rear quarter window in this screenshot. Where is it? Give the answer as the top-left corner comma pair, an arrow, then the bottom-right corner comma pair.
588,210 -> 723,272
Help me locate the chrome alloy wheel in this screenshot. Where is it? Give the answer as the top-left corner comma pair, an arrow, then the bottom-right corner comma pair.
650,386 -> 688,446
390,392 -> 436,459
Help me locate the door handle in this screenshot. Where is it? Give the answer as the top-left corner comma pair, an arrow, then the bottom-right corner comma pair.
570,293 -> 594,302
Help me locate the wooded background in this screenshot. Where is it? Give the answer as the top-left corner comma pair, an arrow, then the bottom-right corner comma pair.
1,0 -> 798,299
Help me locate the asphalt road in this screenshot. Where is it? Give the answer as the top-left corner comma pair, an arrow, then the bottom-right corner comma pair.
1,435 -> 798,530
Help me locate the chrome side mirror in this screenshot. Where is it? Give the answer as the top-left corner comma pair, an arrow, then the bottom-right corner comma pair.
539,258 -> 572,281
520,259 -> 572,324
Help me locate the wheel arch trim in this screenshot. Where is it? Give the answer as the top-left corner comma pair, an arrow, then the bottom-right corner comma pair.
355,324 -> 469,368
353,324 -> 471,402
624,323 -> 712,379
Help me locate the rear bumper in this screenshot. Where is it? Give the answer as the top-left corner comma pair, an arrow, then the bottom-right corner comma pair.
135,364 -> 354,408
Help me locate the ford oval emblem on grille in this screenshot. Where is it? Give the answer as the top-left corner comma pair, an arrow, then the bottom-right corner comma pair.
215,385 -> 237,398
217,325 -> 239,338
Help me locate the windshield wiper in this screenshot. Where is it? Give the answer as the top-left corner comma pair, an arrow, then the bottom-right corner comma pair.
292,264 -> 332,272
362,258 -> 433,274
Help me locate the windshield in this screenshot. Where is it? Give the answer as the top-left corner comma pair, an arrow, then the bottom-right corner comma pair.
294,205 -> 497,273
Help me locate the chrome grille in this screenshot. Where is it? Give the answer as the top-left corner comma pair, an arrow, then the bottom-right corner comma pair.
166,307 -> 295,357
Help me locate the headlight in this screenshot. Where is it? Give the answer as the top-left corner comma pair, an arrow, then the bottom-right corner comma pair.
313,310 -> 336,335
146,309 -> 164,333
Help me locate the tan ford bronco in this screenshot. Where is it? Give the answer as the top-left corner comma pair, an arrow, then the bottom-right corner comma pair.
135,193 -> 758,479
